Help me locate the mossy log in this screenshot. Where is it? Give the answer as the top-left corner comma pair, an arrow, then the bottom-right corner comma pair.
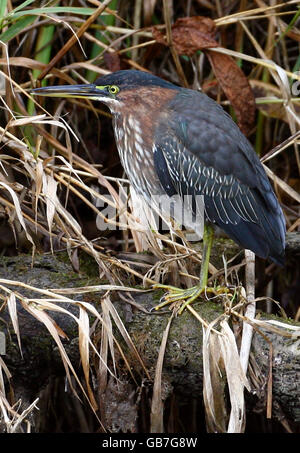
0,248 -> 299,431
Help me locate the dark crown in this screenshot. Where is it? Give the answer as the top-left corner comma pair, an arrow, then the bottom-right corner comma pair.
94,70 -> 180,91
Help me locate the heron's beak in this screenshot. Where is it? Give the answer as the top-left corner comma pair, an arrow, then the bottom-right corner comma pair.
31,84 -> 109,100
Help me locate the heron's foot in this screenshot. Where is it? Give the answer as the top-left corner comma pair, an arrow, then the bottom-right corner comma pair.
152,283 -> 230,315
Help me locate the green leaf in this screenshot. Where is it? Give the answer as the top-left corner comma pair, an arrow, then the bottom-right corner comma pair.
0,0 -> 8,20
6,0 -> 36,16
28,24 -> 55,115
0,15 -> 36,43
9,7 -> 98,19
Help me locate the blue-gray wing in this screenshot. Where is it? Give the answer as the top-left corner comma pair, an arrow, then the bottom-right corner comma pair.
153,92 -> 285,264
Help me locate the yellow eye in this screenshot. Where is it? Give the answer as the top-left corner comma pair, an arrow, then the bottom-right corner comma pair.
109,85 -> 119,95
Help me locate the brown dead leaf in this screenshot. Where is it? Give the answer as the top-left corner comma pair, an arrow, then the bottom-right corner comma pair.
152,16 -> 218,56
150,311 -> 174,433
78,306 -> 98,411
206,51 -> 256,135
152,15 -> 256,135
104,51 -> 121,72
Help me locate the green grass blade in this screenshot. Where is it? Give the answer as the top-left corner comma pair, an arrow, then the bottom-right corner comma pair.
6,0 -> 36,15
275,7 -> 300,46
0,15 -> 36,43
9,7 -> 97,19
0,6 -> 99,44
0,0 -> 8,20
27,23 -> 55,116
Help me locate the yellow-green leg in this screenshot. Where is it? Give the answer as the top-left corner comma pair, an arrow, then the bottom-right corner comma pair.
153,224 -> 228,314
198,222 -> 214,289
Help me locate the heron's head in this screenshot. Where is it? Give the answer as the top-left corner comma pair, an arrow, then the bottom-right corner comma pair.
31,70 -> 179,113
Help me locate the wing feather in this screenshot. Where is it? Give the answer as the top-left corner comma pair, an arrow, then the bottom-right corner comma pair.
153,124 -> 285,265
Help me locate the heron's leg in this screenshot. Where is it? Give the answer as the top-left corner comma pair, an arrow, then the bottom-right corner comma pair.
153,224 -> 229,314
199,223 -> 214,288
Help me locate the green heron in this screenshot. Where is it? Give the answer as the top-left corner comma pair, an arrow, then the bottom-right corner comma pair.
32,70 -> 285,312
